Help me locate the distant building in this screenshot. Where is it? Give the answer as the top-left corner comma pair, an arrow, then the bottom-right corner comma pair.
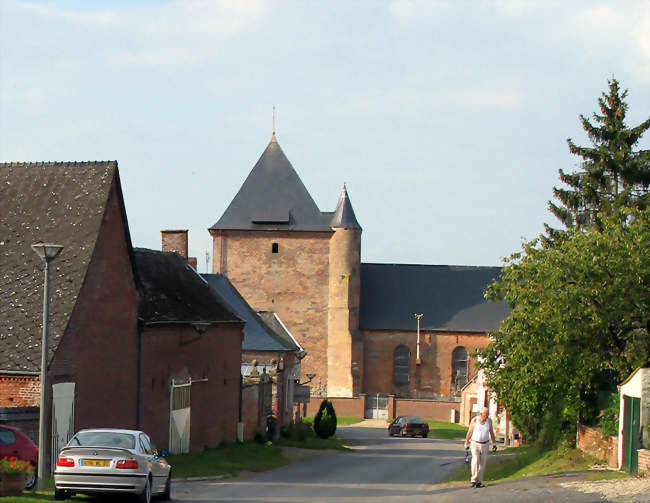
208,134 -> 510,400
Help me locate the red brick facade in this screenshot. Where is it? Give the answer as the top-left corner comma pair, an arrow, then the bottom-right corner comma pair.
140,325 -> 243,451
362,330 -> 489,397
393,398 -> 458,422
577,424 -> 618,468
0,376 -> 39,408
306,397 -> 366,418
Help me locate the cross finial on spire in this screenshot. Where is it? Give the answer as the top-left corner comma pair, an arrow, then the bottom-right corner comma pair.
272,105 -> 276,134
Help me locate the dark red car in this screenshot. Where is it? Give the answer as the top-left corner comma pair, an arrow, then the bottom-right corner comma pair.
0,425 -> 38,489
388,416 -> 430,438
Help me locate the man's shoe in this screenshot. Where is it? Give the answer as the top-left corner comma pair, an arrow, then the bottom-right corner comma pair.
475,482 -> 485,488
471,482 -> 476,487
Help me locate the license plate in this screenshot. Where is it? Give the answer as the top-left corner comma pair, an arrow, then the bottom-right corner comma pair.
82,459 -> 110,467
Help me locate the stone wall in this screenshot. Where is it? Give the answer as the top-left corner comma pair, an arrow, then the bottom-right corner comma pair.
306,396 -> 365,418
362,330 -> 490,397
577,424 -> 618,468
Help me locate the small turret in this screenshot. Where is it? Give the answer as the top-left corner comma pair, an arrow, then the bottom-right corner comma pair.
327,185 -> 362,397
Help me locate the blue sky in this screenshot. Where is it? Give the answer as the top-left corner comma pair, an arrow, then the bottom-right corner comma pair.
1,0 -> 649,269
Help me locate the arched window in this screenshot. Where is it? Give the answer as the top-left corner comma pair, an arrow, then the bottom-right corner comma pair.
452,347 -> 469,390
393,345 -> 410,385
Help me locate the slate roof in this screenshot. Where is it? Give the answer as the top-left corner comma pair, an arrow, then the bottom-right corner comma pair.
0,161 -> 121,372
359,263 -> 510,332
135,250 -> 242,326
209,134 -> 333,232
330,185 -> 361,230
257,311 -> 302,351
201,274 -> 296,351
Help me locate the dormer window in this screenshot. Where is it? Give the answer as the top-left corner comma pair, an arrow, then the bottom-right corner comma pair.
272,243 -> 279,254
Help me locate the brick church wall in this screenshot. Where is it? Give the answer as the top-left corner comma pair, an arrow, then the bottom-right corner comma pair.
362,330 -> 489,397
211,230 -> 331,387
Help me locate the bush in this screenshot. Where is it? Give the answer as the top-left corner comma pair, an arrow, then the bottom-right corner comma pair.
596,393 -> 619,437
313,400 -> 337,439
253,431 -> 266,444
280,421 -> 313,442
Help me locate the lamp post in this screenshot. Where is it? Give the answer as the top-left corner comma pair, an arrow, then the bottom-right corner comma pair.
414,313 -> 423,365
31,243 -> 64,491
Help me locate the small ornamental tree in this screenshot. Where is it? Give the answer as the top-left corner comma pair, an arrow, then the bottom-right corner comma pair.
313,399 -> 337,439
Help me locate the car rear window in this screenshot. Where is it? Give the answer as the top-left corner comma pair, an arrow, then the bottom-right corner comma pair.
70,432 -> 136,449
405,417 -> 424,423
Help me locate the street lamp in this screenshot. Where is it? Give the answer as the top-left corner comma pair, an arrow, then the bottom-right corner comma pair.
414,314 -> 423,365
31,242 -> 64,490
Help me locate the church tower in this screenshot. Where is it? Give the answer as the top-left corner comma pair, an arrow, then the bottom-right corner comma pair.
327,186 -> 362,397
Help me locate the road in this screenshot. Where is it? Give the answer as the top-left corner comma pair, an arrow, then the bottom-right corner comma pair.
172,424 -> 469,502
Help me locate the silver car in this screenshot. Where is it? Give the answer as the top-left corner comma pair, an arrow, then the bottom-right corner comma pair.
53,428 -> 171,502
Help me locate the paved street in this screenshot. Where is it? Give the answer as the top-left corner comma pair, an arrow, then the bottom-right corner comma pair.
171,423 -> 645,502
172,424 -> 465,502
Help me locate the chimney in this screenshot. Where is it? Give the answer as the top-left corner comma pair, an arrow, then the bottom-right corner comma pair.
161,230 -> 188,260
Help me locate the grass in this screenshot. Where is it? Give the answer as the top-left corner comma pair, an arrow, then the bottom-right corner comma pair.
426,420 -> 468,439
302,416 -> 363,426
446,445 -> 630,484
166,441 -> 290,479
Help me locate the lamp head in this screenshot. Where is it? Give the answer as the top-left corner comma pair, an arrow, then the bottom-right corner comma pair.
31,243 -> 64,263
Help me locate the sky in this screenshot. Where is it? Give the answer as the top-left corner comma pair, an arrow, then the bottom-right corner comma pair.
1,0 -> 649,270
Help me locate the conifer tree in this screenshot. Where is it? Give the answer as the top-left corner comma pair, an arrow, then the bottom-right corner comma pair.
545,78 -> 650,242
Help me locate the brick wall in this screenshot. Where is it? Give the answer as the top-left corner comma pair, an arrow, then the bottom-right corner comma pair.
0,375 -> 40,407
638,449 -> 650,476
306,396 -> 365,418
394,398 -> 459,422
577,424 -> 618,468
161,230 -> 188,259
241,384 -> 262,439
362,330 -> 490,397
211,230 -> 331,387
140,324 -> 242,452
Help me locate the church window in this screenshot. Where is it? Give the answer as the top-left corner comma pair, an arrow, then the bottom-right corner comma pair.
272,243 -> 279,253
452,347 -> 469,390
393,345 -> 410,385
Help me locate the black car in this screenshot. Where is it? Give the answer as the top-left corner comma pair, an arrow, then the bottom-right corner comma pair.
388,416 -> 429,437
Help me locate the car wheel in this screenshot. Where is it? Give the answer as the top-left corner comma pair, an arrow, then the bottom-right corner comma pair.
137,477 -> 152,503
160,471 -> 172,501
422,433 -> 428,438
54,489 -> 69,501
25,470 -> 36,490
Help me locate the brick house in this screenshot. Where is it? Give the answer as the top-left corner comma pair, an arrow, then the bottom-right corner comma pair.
208,134 -> 509,407
0,162 -> 244,470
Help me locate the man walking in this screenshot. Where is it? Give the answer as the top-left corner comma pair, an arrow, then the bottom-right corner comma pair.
464,406 -> 497,488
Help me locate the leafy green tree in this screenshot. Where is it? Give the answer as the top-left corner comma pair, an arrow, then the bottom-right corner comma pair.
480,209 -> 650,443
313,400 -> 337,439
545,78 -> 650,242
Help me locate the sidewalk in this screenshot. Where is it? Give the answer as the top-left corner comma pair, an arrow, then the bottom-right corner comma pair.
435,473 -> 650,502
339,419 -> 387,428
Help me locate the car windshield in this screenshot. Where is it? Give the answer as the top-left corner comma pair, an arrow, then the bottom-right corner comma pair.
69,431 -> 136,449
404,417 -> 424,423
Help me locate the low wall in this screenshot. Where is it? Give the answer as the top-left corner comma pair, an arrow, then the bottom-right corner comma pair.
394,398 -> 459,422
241,385 -> 261,440
306,397 -> 365,418
638,449 -> 650,476
577,424 -> 618,468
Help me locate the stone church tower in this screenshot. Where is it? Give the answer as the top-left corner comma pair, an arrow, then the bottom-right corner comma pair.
209,134 -> 361,397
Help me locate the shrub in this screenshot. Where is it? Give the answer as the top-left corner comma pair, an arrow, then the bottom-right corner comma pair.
596,393 -> 619,437
0,456 -> 34,475
253,431 -> 266,444
313,400 -> 337,439
280,421 -> 313,442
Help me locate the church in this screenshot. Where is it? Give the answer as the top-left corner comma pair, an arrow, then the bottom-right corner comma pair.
208,133 -> 509,400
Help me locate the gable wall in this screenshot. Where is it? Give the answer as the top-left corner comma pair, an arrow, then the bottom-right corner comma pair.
211,230 -> 330,389
362,329 -> 489,398
49,178 -> 139,431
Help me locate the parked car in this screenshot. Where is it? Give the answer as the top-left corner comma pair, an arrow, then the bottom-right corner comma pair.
388,416 -> 430,438
53,429 -> 171,502
0,425 -> 38,489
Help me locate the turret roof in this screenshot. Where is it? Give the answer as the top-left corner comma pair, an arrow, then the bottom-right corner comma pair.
209,134 -> 332,232
330,184 -> 361,230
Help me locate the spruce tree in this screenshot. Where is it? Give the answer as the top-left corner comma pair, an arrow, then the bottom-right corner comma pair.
545,78 -> 650,242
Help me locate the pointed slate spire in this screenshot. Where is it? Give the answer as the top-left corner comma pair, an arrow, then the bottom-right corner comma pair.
210,134 -> 332,231
330,184 -> 361,230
